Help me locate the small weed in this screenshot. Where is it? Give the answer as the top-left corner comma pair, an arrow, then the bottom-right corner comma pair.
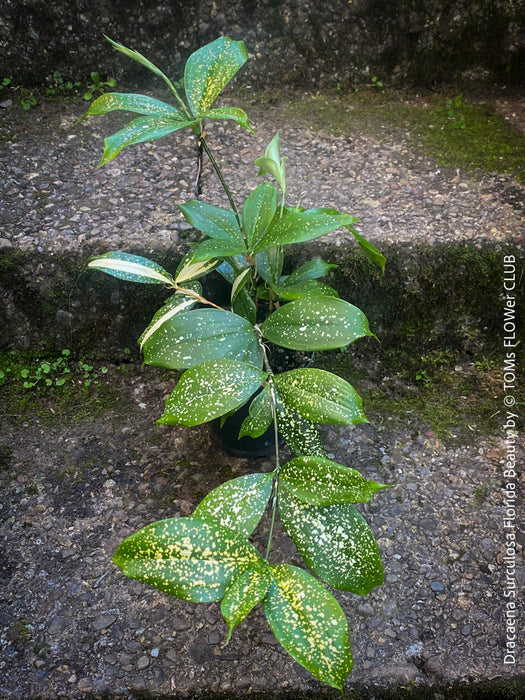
18,88 -> 37,110
1,349 -> 109,391
84,71 -> 117,101
45,70 -> 81,96
445,94 -> 467,130
415,369 -> 431,385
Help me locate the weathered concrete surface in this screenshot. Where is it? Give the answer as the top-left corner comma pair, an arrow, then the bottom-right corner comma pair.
1,0 -> 524,88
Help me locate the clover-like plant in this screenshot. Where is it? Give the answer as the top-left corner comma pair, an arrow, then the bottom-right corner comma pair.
82,35 -> 389,689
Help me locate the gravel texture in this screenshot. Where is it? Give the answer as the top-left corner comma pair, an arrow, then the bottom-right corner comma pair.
1,89 -> 524,257
1,89 -> 524,698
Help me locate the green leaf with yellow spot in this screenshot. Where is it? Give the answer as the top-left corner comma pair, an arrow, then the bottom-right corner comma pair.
141,308 -> 263,370
158,359 -> 267,426
84,92 -> 183,118
260,297 -> 373,351
278,493 -> 383,595
276,399 -> 325,458
88,251 -> 174,285
113,516 -> 263,603
274,368 -> 367,425
199,106 -> 254,132
263,564 -> 353,690
184,36 -> 248,115
280,456 -> 391,506
193,472 -> 273,537
222,566 -> 272,641
239,385 -> 273,438
99,113 -> 195,165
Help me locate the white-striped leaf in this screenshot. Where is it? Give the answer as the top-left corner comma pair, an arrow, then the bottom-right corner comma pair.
139,293 -> 198,352
88,251 -> 174,285
175,258 -> 220,284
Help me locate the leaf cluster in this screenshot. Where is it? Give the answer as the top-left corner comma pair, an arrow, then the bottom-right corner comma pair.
82,35 -> 389,689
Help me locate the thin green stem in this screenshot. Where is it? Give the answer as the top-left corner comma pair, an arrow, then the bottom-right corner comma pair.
265,378 -> 280,562
199,136 -> 241,228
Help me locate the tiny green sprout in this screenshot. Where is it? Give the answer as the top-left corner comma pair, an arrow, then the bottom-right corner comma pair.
84,71 -> 117,101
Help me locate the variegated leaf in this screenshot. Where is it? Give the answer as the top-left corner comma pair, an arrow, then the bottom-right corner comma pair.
278,493 -> 383,595
113,516 -> 263,603
260,297 -> 373,351
273,368 -> 367,425
193,472 -> 273,537
140,308 -> 263,370
158,359 -> 267,426
100,114 -> 195,165
88,251 -> 174,285
85,92 -> 183,118
184,36 -> 248,115
263,564 -> 353,689
222,566 -> 272,641
280,456 -> 390,506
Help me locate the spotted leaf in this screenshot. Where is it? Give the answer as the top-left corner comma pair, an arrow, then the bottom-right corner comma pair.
193,472 -> 273,537
84,92 -> 183,118
280,456 -> 390,506
222,566 -> 272,641
158,359 -> 267,426
253,208 -> 347,252
139,292 -> 199,352
278,493 -> 383,595
99,114 -> 195,165
88,251 -> 174,285
261,297 -> 373,351
141,308 -> 263,370
179,199 -> 244,245
239,385 -> 273,438
184,36 -> 248,115
199,106 -> 254,132
276,399 -> 325,458
274,368 -> 367,425
283,258 -> 337,285
113,516 -> 263,603
263,564 -> 353,689
242,182 -> 279,251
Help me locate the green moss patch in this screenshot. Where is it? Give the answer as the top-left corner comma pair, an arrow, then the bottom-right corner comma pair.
282,90 -> 525,182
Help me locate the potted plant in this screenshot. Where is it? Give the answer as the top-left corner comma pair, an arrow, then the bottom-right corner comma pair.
81,35 -> 389,689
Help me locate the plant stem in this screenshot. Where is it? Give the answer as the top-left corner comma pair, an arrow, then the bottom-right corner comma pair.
199,136 -> 241,228
265,378 -> 280,562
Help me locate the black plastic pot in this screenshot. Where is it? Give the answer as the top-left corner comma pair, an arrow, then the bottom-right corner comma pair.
210,348 -> 314,459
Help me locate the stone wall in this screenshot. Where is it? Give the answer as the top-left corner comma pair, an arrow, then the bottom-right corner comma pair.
1,0 -> 524,89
